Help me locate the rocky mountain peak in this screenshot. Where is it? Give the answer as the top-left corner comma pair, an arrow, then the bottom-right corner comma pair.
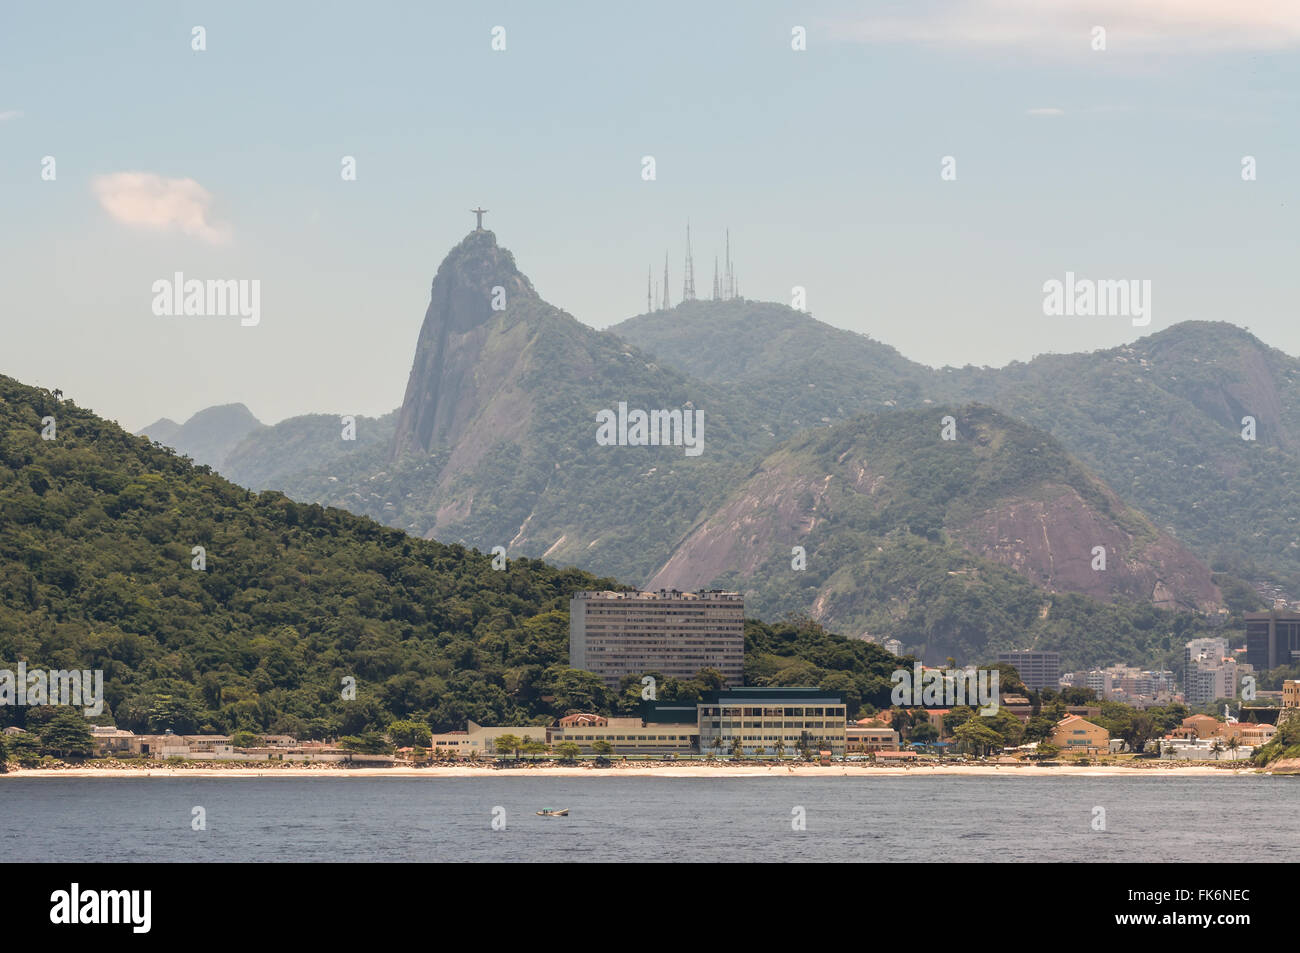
390,230 -> 540,459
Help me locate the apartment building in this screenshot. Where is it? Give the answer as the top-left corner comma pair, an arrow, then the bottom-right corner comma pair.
570,589 -> 745,689
1185,637 -> 1227,669
1186,658 -> 1241,708
995,651 -> 1060,692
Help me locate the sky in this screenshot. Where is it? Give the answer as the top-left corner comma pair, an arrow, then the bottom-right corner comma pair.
2,0 -> 1298,431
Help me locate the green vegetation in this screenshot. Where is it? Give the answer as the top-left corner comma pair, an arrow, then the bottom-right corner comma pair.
0,375 -> 627,738
619,309 -> 1300,599
1252,716 -> 1300,766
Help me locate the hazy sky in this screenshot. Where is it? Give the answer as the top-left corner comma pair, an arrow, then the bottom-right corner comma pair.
2,1 -> 1298,431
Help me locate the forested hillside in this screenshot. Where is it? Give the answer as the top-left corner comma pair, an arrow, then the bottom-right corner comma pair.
0,374 -> 906,735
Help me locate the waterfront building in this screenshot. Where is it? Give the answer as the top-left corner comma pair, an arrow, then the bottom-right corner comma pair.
846,725 -> 900,753
694,687 -> 848,758
1048,715 -> 1109,754
546,715 -> 697,755
570,589 -> 745,689
427,720 -> 547,758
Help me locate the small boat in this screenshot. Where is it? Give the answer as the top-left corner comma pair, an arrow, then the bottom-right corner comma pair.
536,808 -> 569,816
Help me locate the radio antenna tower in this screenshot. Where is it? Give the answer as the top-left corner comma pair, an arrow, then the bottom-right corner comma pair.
682,222 -> 696,302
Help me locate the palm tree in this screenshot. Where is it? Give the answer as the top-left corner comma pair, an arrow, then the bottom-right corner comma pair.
775,740 -> 787,761
728,737 -> 744,759
1210,739 -> 1224,761
1226,736 -> 1240,761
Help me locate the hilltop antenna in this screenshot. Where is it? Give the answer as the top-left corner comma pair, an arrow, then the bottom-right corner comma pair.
725,229 -> 735,300
683,222 -> 696,302
713,256 -> 720,300
647,265 -> 652,314
662,252 -> 670,310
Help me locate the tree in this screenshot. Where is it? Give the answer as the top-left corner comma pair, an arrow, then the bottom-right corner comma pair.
493,734 -> 521,759
982,710 -> 1025,749
1210,739 -> 1224,761
1226,736 -> 1240,760
953,720 -> 1002,757
339,732 -> 393,755
1035,742 -> 1060,760
775,740 -> 787,760
39,710 -> 93,759
230,730 -> 264,748
728,737 -> 744,758
910,721 -> 939,745
556,742 -> 581,762
890,709 -> 910,742
1125,712 -> 1155,754
1022,715 -> 1057,744
387,719 -> 432,748
942,706 -> 976,735
591,739 -> 613,759
991,663 -> 1028,696
523,739 -> 549,761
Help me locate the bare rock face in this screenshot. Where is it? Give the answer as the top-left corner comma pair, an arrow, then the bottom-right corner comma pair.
390,230 -> 537,460
645,407 -> 1222,619
951,487 -> 1221,612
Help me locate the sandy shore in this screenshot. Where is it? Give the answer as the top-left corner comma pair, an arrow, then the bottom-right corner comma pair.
0,762 -> 1266,779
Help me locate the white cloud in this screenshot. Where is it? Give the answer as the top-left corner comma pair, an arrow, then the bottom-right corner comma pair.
1026,107 -> 1065,117
0,109 -> 23,121
833,0 -> 1300,55
91,172 -> 232,243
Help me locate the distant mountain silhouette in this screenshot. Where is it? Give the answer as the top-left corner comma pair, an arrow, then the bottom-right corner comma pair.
136,403 -> 264,471
149,228 -> 1300,666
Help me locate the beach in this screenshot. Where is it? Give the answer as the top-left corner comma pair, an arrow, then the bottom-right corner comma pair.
0,761 -> 1271,779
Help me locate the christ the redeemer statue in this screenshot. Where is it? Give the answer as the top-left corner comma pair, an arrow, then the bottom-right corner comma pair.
471,207 -> 488,230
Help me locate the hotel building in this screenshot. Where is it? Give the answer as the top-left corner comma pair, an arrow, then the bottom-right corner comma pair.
569,589 -> 745,689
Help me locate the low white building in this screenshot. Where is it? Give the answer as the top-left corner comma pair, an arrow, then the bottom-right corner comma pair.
1159,737 -> 1254,761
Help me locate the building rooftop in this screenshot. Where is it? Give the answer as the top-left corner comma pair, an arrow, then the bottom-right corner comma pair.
573,588 -> 742,601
